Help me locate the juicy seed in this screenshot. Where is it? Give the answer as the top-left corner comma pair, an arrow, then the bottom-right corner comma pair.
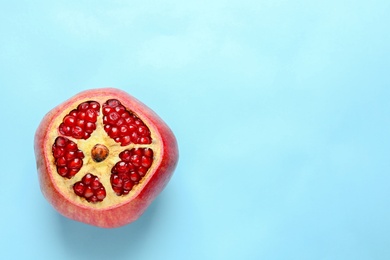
102,99 -> 152,146
68,158 -> 82,169
59,101 -> 100,140
57,167 -> 68,177
52,137 -> 84,179
55,136 -> 67,147
73,173 -> 106,203
107,99 -> 120,107
110,148 -> 154,196
82,173 -> 93,185
73,182 -> 85,196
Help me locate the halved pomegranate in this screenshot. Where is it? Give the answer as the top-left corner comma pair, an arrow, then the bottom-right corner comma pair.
34,88 -> 178,228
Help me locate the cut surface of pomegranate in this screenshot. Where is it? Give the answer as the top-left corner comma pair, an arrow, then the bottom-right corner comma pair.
34,88 -> 178,228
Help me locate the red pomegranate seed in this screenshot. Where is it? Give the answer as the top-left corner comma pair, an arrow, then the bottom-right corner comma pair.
91,179 -> 101,189
66,142 -> 77,151
141,156 -> 152,168
82,173 -> 93,185
144,148 -> 153,157
138,126 -> 148,135
115,161 -> 128,173
102,99 -> 152,146
110,148 -> 154,196
58,101 -> 100,140
120,126 -> 129,136
130,132 -> 139,143
103,107 -> 112,115
139,137 -> 151,144
138,167 -> 147,176
76,119 -> 85,128
89,101 -> 99,110
113,186 -> 122,195
107,99 -> 120,107
86,109 -> 97,121
57,167 -> 68,177
77,102 -> 89,111
73,182 -> 85,196
109,127 -> 119,138
84,187 -> 94,198
68,158 -> 82,169
52,137 -> 84,179
84,122 -> 95,132
89,196 -> 98,203
120,136 -> 131,146
116,118 -> 125,126
78,112 -> 86,120
73,173 -> 106,203
55,136 -> 67,147
111,175 -> 123,187
119,150 -> 131,162
56,157 -> 67,167
130,154 -> 141,167
115,105 -> 125,114
123,180 -> 133,191
59,127 -> 70,135
108,112 -> 120,123
96,189 -> 106,200
52,147 -> 64,158
65,151 -> 76,161
63,115 -> 76,126
76,150 -> 85,158
130,172 -> 140,182
133,148 -> 143,156
68,168 -> 79,177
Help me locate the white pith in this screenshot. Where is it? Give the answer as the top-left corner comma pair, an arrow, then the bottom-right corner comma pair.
45,96 -> 162,209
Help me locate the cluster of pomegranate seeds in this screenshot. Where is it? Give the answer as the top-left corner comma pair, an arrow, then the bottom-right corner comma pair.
111,148 -> 154,195
52,136 -> 84,179
52,100 -> 155,203
102,99 -> 152,146
59,101 -> 100,140
73,173 -> 106,203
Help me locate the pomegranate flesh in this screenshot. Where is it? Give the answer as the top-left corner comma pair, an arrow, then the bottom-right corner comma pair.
34,88 -> 178,228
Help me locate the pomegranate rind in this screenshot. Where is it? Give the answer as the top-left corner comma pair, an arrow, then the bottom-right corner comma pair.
34,88 -> 178,228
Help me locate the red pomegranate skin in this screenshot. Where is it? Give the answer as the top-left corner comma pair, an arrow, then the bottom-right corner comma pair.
34,88 -> 178,228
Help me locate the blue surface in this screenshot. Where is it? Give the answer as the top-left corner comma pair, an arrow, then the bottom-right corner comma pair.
1,1 -> 390,259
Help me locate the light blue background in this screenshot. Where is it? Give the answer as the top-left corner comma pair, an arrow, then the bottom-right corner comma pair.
1,1 -> 389,259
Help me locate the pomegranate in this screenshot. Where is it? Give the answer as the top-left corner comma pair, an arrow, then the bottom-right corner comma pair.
34,88 -> 178,228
